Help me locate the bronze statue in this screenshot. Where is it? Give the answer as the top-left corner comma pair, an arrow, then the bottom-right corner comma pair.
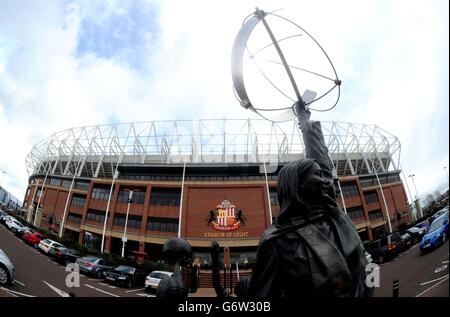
247,106 -> 373,297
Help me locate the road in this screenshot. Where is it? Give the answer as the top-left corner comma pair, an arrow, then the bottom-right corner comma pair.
0,224 -> 154,297
375,238 -> 449,297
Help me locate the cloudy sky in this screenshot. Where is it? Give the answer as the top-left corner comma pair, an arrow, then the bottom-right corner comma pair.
0,0 -> 448,205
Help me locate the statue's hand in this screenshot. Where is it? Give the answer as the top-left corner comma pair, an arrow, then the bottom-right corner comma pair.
295,102 -> 311,130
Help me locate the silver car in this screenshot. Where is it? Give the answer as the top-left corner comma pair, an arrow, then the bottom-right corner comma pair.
0,248 -> 15,285
76,256 -> 113,278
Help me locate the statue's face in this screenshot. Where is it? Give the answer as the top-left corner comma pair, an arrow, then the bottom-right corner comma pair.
298,162 -> 327,204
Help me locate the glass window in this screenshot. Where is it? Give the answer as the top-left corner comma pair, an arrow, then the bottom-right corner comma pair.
67,213 -> 82,224
341,184 -> 359,198
117,189 -> 146,204
147,217 -> 179,233
62,180 -> 72,188
50,178 -> 61,187
71,196 -> 86,207
113,214 -> 142,229
76,182 -> 89,191
347,207 -> 365,220
91,187 -> 111,201
364,191 -> 378,204
150,188 -> 181,206
86,210 -> 105,223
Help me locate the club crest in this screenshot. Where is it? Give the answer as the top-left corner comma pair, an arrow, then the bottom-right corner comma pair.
206,199 -> 246,231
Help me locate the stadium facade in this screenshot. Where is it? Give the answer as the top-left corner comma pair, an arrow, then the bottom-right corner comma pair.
22,119 -> 412,264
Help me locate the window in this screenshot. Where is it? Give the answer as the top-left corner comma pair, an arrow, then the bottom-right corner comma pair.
387,174 -> 400,183
37,189 -> 44,197
360,178 -> 375,188
340,184 -> 359,198
67,213 -> 82,224
113,214 -> 142,229
117,188 -> 146,204
347,207 -> 365,220
86,210 -> 105,223
62,180 -> 72,189
150,188 -> 181,206
91,187 -> 111,200
71,195 -> 86,207
364,191 -> 378,204
269,188 -> 278,206
50,178 -> 61,187
368,210 -> 383,220
76,182 -> 90,191
147,217 -> 179,233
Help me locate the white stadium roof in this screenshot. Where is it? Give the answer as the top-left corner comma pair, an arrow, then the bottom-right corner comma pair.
26,119 -> 401,178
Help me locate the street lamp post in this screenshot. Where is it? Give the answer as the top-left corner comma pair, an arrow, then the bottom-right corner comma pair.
121,189 -> 137,258
408,174 -> 419,199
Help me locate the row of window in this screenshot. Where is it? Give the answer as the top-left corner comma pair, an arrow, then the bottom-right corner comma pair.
360,174 -> 401,188
84,210 -> 178,233
119,174 -> 278,181
117,189 -> 146,204
32,178 -> 90,191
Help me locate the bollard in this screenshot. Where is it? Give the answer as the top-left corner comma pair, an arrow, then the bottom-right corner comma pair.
393,279 -> 399,297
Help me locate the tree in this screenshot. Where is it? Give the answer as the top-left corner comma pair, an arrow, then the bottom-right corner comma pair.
424,193 -> 435,207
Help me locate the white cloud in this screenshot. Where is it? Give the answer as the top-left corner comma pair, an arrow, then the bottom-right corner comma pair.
0,0 -> 448,204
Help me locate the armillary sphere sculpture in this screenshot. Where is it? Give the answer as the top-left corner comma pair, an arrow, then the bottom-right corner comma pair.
231,7 -> 341,122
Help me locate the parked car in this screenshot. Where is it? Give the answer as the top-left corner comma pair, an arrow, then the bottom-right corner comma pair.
76,256 -> 114,279
0,248 -> 15,286
23,231 -> 45,248
5,217 -> 24,233
420,211 -> 449,253
38,239 -> 64,254
406,226 -> 428,244
103,265 -> 147,288
51,247 -> 82,265
364,232 -> 402,264
398,233 -> 412,252
429,207 -> 449,224
145,270 -> 173,292
15,226 -> 32,238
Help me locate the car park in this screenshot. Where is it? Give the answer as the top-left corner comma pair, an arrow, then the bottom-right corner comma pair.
76,256 -> 114,278
145,270 -> 173,292
23,231 -> 45,248
103,265 -> 147,288
420,211 -> 449,253
38,239 -> 64,254
0,248 -> 15,286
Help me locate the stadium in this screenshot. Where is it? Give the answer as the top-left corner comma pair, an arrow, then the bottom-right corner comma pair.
22,119 -> 412,265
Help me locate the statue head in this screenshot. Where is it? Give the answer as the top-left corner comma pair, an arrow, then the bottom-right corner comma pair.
163,238 -> 192,266
275,159 -> 332,225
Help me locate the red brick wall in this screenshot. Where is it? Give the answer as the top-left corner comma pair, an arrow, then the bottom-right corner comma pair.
182,185 -> 269,239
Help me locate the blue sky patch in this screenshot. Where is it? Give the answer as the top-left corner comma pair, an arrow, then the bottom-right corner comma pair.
76,0 -> 161,73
